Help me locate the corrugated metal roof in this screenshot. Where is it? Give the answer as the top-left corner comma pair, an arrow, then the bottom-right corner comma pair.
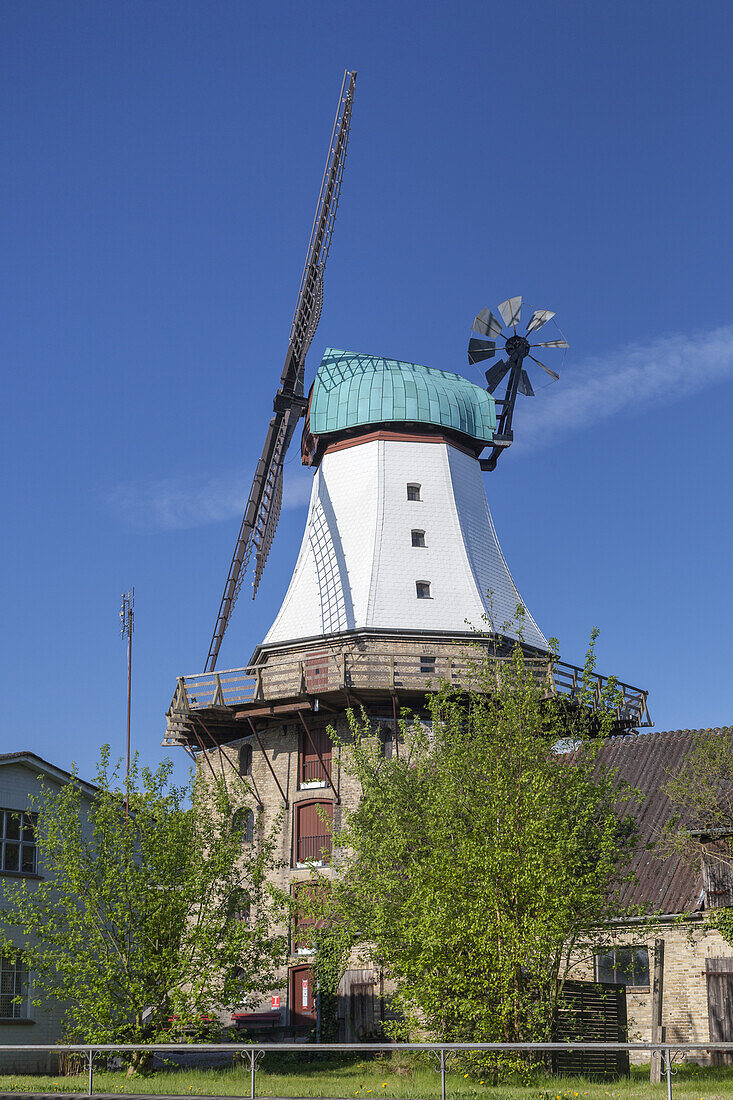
310,348 -> 497,445
596,727 -> 733,915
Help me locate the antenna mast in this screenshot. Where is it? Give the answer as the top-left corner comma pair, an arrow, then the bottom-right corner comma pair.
120,588 -> 134,815
204,70 -> 356,673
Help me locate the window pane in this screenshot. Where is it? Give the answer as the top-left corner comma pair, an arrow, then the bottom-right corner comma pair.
5,814 -> 20,841
0,957 -> 25,1020
596,952 -> 615,984
633,947 -> 650,986
21,845 -> 36,874
3,843 -> 20,872
615,948 -> 633,984
21,814 -> 36,842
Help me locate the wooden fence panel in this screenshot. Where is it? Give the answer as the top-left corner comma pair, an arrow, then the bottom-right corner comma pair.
553,980 -> 629,1078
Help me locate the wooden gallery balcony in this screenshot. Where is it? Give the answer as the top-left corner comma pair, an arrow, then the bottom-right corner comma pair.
163,643 -> 651,748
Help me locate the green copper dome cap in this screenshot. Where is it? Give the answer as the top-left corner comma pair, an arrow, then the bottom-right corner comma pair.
309,349 -> 496,446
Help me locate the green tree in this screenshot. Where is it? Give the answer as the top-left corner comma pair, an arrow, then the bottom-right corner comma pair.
309,634 -> 637,1053
664,727 -> 733,942
0,749 -> 288,1065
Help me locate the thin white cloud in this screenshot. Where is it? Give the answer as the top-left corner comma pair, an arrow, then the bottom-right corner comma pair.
513,324 -> 733,454
113,463 -> 314,530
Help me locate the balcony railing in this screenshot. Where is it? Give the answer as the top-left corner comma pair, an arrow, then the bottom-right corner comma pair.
297,834 -> 332,865
301,757 -> 332,785
164,644 -> 651,742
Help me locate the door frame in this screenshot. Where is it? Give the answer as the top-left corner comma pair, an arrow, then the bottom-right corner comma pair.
289,963 -> 316,1028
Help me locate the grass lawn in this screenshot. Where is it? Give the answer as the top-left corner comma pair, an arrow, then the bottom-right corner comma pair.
0,1054 -> 729,1098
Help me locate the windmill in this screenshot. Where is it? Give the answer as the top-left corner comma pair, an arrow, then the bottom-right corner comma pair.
468,296 -> 569,471
203,70 -> 357,674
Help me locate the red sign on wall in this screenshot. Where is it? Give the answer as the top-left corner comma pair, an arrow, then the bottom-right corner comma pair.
271,995 -> 281,1009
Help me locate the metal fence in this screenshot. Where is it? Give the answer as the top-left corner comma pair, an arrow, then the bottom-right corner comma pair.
0,1041 -> 731,1099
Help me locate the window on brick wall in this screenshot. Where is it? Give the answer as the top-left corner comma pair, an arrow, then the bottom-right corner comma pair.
701,838 -> 733,907
234,807 -> 255,844
238,744 -> 253,777
294,800 -> 333,866
411,529 -> 426,547
299,726 -> 332,788
0,810 -> 37,875
228,888 -> 251,925
416,581 -> 432,599
406,483 -> 421,501
595,946 -> 650,988
379,722 -> 396,759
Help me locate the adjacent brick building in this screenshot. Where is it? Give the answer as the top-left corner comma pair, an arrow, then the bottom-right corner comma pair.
567,728 -> 733,1061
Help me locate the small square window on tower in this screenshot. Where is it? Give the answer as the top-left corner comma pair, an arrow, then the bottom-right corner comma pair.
406,483 -> 421,501
416,581 -> 431,599
411,530 -> 426,547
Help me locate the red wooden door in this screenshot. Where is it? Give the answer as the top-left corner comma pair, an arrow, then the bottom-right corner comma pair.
289,965 -> 317,1027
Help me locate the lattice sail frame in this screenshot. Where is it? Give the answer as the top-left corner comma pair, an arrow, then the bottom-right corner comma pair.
204,71 -> 357,673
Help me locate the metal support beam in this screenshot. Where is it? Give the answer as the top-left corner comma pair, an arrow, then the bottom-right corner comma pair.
189,722 -> 219,783
247,718 -> 288,807
193,717 -> 230,797
217,741 -> 263,810
392,693 -> 400,758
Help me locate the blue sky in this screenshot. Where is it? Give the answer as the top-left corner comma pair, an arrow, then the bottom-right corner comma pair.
3,0 -> 733,783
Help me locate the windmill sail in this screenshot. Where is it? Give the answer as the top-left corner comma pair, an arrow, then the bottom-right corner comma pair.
204,70 -> 357,673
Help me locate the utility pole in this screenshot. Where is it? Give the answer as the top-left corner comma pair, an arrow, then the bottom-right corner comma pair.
120,589 -> 134,815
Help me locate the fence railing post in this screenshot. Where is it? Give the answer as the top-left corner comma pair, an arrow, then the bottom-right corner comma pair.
249,1047 -> 263,1100
664,1047 -> 673,1100
87,1048 -> 94,1096
440,1047 -> 446,1100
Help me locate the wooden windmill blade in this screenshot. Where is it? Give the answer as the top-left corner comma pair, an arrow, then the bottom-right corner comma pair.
204,70 -> 357,674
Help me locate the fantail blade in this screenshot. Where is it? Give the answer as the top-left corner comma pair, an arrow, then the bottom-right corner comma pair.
526,309 -> 555,334
468,338 -> 496,364
498,296 -> 522,329
472,308 -> 504,339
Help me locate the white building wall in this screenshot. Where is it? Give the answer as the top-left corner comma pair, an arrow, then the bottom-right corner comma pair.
0,761 -> 91,1073
265,437 -> 546,650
